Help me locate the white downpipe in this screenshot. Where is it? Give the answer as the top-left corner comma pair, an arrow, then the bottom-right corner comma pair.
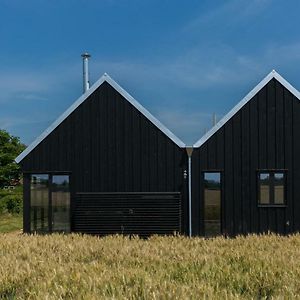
186,147 -> 193,237
188,155 -> 192,237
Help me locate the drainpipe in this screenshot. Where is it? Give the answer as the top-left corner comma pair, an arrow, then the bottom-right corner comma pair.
186,146 -> 193,237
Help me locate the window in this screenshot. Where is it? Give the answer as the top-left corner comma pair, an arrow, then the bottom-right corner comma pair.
30,174 -> 70,233
258,171 -> 286,206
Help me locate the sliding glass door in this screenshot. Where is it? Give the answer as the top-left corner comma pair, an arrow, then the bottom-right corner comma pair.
30,174 -> 70,233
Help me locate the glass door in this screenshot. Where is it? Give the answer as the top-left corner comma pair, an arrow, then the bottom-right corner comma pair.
30,174 -> 50,233
51,175 -> 71,233
30,174 -> 70,233
203,172 -> 221,237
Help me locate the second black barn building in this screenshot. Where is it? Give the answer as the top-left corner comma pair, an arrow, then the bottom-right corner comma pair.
192,70 -> 300,237
16,74 -> 188,236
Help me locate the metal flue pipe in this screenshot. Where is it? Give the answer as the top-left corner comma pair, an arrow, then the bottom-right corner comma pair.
81,52 -> 91,93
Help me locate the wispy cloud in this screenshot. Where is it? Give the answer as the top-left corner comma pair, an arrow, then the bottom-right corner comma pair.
2,37 -> 300,144
97,47 -> 249,91
98,39 -> 300,93
184,0 -> 272,31
0,116 -> 49,130
263,42 -> 300,65
0,62 -> 82,143
94,39 -> 300,143
155,109 -> 220,144
14,92 -> 50,101
0,62 -> 80,104
97,46 -> 258,93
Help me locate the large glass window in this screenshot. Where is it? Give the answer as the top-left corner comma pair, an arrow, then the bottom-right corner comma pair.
30,174 -> 70,233
258,171 -> 286,206
52,175 -> 70,233
203,172 -> 221,237
30,174 -> 49,233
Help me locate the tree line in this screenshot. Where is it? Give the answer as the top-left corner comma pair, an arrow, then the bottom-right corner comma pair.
0,129 -> 25,188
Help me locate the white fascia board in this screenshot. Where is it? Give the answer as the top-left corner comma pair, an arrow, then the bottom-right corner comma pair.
15,73 -> 185,163
193,70 -> 300,148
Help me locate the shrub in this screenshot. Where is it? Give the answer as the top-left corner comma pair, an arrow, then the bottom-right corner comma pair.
0,194 -> 23,214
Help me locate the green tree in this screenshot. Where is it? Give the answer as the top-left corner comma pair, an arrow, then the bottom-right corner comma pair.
0,129 -> 25,187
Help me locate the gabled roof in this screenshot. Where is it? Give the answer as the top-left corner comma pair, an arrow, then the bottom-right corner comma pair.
15,73 -> 185,163
193,70 -> 300,148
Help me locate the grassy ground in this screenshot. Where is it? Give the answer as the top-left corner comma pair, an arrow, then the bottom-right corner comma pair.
0,185 -> 23,233
0,234 -> 300,299
0,214 -> 22,233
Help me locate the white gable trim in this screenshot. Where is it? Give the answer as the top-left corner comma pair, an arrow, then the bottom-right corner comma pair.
15,73 -> 185,163
193,70 -> 300,148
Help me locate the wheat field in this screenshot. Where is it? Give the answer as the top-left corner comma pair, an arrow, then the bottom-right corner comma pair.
1,233 -> 300,299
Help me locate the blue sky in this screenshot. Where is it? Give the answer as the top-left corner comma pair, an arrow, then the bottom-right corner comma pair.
1,0 -> 300,145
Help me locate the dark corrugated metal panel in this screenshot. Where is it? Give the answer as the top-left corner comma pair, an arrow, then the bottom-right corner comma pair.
73,192 -> 181,237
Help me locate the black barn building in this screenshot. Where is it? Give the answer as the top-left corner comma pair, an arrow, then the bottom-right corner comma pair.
16,74 -> 188,236
16,69 -> 300,237
192,70 -> 300,237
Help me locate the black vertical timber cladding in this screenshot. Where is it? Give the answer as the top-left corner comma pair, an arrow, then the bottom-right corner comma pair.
23,173 -> 31,233
233,113 -> 242,234
275,82 -> 285,233
224,121 -> 233,235
266,81 -> 276,231
193,79 -> 300,236
293,92 -> 300,230
249,95 -> 259,233
241,103 -> 250,233
284,89 -> 293,233
20,81 -> 187,234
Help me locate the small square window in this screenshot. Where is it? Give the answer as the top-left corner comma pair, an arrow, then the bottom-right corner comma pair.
258,171 -> 286,206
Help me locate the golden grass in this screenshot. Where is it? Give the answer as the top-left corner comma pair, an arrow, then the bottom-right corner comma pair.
1,233 -> 300,299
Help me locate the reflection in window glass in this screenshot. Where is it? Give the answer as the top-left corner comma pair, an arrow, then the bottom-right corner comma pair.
258,171 -> 286,205
30,174 -> 49,233
52,175 -> 70,233
274,173 -> 284,204
259,173 -> 270,204
204,172 -> 221,237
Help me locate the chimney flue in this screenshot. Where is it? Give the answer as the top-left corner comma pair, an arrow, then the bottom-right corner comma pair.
81,52 -> 91,93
